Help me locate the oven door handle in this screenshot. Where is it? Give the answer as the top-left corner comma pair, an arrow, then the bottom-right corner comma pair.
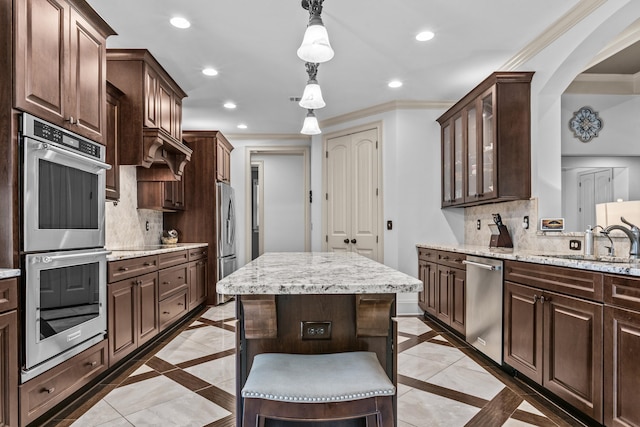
462,260 -> 501,271
33,250 -> 112,264
39,142 -> 112,171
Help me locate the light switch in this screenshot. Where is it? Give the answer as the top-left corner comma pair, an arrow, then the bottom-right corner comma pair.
387,220 -> 392,230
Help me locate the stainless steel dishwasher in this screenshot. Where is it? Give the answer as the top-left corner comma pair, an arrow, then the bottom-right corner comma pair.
462,255 -> 504,364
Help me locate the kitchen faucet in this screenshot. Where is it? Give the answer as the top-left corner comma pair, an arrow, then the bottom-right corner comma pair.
602,217 -> 640,259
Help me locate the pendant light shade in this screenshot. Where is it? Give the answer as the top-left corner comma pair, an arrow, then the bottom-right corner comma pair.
300,109 -> 321,135
299,62 -> 325,109
297,19 -> 334,63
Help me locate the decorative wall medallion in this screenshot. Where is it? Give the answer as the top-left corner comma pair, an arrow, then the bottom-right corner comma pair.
569,106 -> 603,142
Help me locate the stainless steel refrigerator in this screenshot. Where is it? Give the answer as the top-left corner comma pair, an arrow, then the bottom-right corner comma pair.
216,182 -> 237,304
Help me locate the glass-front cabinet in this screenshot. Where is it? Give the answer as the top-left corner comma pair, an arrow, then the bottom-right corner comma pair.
437,72 -> 533,208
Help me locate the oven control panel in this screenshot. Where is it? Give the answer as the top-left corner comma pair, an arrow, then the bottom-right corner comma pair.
20,113 -> 103,161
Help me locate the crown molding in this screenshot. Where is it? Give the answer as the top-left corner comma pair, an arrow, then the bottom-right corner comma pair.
319,100 -> 454,129
564,71 -> 640,94
224,133 -> 312,141
501,0 -> 607,71
583,17 -> 640,70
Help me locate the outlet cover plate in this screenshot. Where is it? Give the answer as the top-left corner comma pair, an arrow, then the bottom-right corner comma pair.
301,321 -> 332,340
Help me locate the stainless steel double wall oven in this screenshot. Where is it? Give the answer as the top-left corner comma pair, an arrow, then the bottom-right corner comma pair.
19,113 -> 110,382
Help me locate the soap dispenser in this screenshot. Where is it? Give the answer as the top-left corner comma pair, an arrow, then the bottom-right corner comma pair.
584,225 -> 594,256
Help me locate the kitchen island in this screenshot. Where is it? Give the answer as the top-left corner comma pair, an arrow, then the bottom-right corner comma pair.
217,252 -> 421,426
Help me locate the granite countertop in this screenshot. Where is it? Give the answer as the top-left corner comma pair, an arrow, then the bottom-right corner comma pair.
217,252 -> 422,295
106,243 -> 208,261
0,268 -> 21,279
416,243 -> 640,277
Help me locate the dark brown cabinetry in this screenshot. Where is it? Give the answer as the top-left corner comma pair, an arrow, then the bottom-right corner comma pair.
137,177 -> 185,212
0,278 -> 18,427
164,131 -> 233,305
14,0 -> 115,143
437,72 -> 533,207
503,261 -> 603,423
216,133 -> 233,183
603,274 -> 640,427
188,248 -> 208,310
417,249 -> 466,336
106,49 -> 191,179
105,82 -> 123,201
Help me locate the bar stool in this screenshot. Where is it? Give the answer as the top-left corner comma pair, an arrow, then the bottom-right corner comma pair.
241,351 -> 396,427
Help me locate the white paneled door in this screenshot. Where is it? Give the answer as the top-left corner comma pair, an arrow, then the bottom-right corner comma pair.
578,168 -> 612,230
325,128 -> 380,261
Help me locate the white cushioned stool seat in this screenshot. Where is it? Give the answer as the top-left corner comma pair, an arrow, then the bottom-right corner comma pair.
241,351 -> 395,403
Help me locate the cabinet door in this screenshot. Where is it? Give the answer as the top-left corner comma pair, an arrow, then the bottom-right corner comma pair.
68,7 -> 106,142
137,272 -> 159,347
436,265 -> 451,325
158,82 -> 173,136
105,85 -> 120,201
479,88 -> 497,199
107,279 -> 137,366
543,292 -> 603,422
503,281 -> 543,384
14,0 -> 68,123
216,142 -> 226,182
453,115 -> 465,204
162,181 -> 185,211
0,310 -> 18,427
173,96 -> 183,140
425,261 -> 438,317
188,259 -> 207,309
441,123 -> 453,206
450,267 -> 466,335
417,260 -> 427,311
144,67 -> 158,128
605,306 -> 640,427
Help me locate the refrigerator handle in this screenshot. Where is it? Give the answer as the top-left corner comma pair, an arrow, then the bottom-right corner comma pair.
228,197 -> 235,245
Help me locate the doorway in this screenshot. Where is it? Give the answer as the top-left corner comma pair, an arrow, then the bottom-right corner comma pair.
323,123 -> 383,262
578,168 -> 613,230
244,146 -> 311,262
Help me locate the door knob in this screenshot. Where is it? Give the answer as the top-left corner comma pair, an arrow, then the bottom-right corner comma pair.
351,239 -> 357,244
344,239 -> 349,244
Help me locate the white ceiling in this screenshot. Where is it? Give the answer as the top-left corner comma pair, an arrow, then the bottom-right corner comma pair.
87,0 -> 584,135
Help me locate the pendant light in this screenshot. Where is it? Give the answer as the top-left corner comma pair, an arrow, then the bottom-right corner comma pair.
300,109 -> 321,135
297,0 -> 334,63
299,62 -> 325,109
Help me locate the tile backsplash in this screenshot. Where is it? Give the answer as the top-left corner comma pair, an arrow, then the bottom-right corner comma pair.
105,165 -> 163,248
464,197 -> 631,255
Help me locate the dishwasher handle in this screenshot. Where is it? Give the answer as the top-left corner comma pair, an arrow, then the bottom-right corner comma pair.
462,260 -> 502,271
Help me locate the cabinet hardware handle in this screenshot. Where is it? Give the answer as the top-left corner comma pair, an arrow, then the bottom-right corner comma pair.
0,298 -> 8,304
88,361 -> 97,367
533,295 -> 539,302
163,311 -> 170,314
540,295 -> 550,303
178,276 -> 183,279
442,256 -> 449,260
351,239 -> 357,244
45,387 -> 55,394
119,267 -> 129,271
163,281 -> 170,285
454,258 -> 463,262
344,239 -> 349,244
177,302 -> 183,306
144,262 -> 152,266
66,116 -> 75,124
136,280 -> 142,286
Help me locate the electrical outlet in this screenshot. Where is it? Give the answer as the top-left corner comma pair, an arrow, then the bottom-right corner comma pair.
569,239 -> 582,250
301,321 -> 332,340
476,219 -> 481,230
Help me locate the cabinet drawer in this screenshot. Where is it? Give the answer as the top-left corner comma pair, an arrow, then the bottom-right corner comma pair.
418,247 -> 437,262
188,246 -> 208,261
159,264 -> 188,300
159,288 -> 188,330
108,256 -> 158,283
20,340 -> 107,425
437,251 -> 466,269
604,274 -> 640,311
505,260 -> 603,302
158,249 -> 188,269
0,277 -> 18,313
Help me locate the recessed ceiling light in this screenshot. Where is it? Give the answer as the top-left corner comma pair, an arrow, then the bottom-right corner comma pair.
237,124 -> 248,129
170,17 -> 191,29
224,102 -> 237,109
202,68 -> 218,76
388,80 -> 403,88
416,31 -> 435,42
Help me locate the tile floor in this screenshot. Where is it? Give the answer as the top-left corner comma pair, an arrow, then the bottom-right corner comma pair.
44,302 -> 589,427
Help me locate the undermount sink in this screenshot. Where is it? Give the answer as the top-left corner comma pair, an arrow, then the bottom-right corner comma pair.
540,254 -> 639,264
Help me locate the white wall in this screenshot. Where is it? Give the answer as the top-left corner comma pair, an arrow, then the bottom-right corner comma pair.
252,153 -> 305,253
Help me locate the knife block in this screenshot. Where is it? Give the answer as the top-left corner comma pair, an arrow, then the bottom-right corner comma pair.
488,223 -> 513,248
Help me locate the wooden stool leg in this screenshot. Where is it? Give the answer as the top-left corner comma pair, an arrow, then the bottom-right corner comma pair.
365,413 -> 379,426
378,396 -> 395,427
242,399 -> 262,427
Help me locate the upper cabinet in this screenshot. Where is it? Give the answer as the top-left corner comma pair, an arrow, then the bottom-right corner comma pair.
106,49 -> 191,180
105,82 -> 123,202
14,0 -> 116,144
437,72 -> 534,208
216,133 -> 233,183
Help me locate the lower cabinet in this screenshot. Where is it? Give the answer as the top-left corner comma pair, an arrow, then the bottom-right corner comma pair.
504,279 -> 603,423
0,309 -> 18,427
189,258 -> 208,310
19,340 -> 107,426
604,274 -> 640,427
107,272 -> 159,366
417,249 -> 466,336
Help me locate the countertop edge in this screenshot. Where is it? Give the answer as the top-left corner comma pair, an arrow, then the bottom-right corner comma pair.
416,243 -> 640,277
106,243 -> 208,261
0,269 -> 21,279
